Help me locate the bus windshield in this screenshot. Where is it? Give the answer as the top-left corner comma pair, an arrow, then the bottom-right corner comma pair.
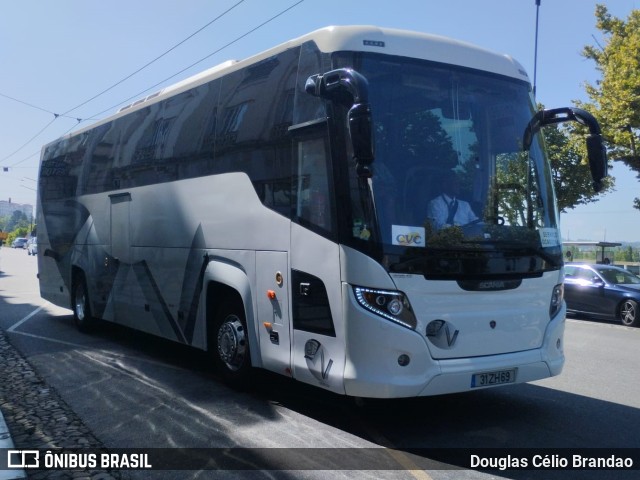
340,53 -> 562,280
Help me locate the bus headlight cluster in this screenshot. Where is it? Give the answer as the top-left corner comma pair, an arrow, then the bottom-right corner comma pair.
353,286 -> 417,329
549,283 -> 564,318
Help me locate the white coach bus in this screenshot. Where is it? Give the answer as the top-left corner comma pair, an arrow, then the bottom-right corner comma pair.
37,26 -> 607,398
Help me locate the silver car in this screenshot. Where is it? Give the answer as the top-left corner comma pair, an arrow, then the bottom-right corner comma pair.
12,237 -> 27,249
26,237 -> 37,255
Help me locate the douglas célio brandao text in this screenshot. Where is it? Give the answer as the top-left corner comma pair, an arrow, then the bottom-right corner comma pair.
470,454 -> 634,470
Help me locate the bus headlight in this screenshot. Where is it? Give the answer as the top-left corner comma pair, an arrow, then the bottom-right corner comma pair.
549,283 -> 564,318
353,286 -> 417,329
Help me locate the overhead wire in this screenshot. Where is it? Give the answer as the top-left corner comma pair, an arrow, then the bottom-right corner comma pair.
0,92 -> 80,121
1,0 -> 247,169
85,0 -> 306,121
2,0 -> 305,171
60,0 -> 247,117
8,120 -> 86,169
1,118 -> 58,165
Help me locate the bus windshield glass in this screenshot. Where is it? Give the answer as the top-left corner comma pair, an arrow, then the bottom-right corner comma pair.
339,53 -> 561,279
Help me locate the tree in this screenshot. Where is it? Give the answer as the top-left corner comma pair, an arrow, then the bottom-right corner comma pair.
581,4 -> 640,210
6,210 -> 29,232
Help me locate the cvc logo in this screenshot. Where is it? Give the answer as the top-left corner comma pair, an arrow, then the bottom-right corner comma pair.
392,226 -> 426,247
396,232 -> 423,246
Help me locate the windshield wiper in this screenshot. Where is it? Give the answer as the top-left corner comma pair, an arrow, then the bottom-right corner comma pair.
389,256 -> 429,273
474,240 -> 561,266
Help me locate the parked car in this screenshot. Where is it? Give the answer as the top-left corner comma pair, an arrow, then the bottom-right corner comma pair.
26,237 -> 37,255
11,237 -> 27,249
564,263 -> 640,327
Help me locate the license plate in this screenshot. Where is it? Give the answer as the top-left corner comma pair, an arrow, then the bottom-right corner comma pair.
471,368 -> 516,388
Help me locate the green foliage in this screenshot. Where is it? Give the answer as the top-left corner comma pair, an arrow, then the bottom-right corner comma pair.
0,213 -> 33,246
542,121 -> 613,212
565,244 -> 640,263
581,4 -> 640,210
5,211 -> 30,232
376,110 -> 459,170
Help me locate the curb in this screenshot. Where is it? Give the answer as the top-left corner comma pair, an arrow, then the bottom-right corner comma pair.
0,409 -> 27,480
0,329 -> 123,479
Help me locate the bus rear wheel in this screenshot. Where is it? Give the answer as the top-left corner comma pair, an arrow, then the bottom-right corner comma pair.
213,304 -> 252,385
72,273 -> 95,332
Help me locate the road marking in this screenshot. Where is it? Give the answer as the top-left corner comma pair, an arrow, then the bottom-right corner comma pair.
346,404 -> 435,480
6,305 -> 191,371
6,305 -> 435,475
7,305 -> 46,332
9,329 -> 92,349
384,449 -> 435,480
9,329 -> 191,372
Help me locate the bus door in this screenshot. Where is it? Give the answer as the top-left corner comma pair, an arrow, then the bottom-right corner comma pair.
287,131 -> 345,394
256,251 -> 291,375
109,192 -> 132,320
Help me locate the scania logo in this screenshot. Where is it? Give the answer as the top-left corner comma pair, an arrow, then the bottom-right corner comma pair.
426,319 -> 459,349
478,280 -> 506,290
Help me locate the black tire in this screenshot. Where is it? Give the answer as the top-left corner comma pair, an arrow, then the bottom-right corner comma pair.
72,273 -> 95,332
211,302 -> 252,386
619,299 -> 639,327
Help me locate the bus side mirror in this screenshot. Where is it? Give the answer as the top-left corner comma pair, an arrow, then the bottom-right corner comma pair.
586,134 -> 607,192
348,103 -> 374,177
523,107 -> 608,192
306,68 -> 375,177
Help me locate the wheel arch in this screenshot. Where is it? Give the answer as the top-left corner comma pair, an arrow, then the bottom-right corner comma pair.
203,260 -> 261,369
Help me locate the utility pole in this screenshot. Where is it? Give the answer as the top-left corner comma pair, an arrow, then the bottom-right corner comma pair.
533,0 -> 540,99
533,0 -> 541,99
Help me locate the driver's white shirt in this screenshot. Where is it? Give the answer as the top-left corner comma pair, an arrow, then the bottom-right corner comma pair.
427,193 -> 478,229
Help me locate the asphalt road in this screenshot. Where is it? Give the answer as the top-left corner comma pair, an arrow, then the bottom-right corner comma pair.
1,246 -> 639,480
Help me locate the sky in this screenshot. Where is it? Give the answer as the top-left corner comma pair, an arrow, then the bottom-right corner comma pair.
0,0 -> 638,242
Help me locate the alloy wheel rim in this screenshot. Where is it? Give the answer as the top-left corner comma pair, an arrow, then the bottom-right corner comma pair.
217,316 -> 246,371
621,301 -> 636,325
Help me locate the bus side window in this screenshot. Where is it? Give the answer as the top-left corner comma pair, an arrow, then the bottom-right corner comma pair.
294,136 -> 333,233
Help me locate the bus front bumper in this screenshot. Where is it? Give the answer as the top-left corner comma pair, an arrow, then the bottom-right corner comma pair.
342,290 -> 566,399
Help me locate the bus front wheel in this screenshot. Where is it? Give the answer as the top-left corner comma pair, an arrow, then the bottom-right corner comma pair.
213,304 -> 252,385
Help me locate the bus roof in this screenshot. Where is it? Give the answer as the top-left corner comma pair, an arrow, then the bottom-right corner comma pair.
301,25 -> 529,81
47,25 -> 530,144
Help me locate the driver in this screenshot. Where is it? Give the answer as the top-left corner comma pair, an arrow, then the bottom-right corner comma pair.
426,170 -> 478,229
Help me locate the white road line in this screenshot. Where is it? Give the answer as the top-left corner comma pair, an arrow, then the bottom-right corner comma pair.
8,329 -> 191,372
5,304 -> 437,476
8,330 -> 90,349
6,304 -> 190,371
7,305 -> 46,332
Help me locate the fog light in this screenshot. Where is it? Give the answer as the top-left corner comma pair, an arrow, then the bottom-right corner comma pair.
398,354 -> 410,366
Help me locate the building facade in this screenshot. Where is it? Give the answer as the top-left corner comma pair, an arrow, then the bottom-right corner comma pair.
0,200 -> 34,219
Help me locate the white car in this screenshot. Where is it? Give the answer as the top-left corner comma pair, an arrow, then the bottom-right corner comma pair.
26,237 -> 37,256
12,237 -> 27,249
